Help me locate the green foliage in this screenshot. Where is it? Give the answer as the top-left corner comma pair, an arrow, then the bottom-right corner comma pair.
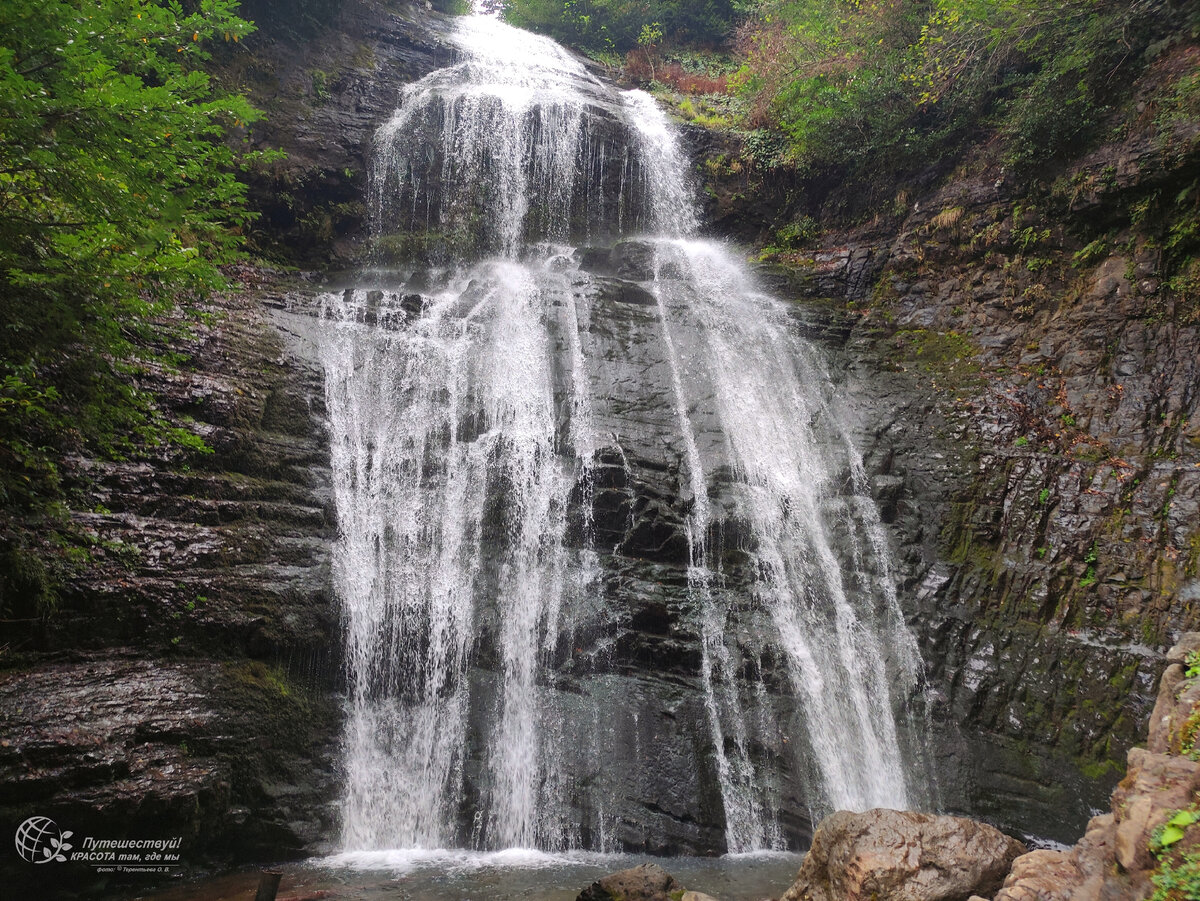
734,0 -> 1200,197
503,0 -> 740,54
1152,850 -> 1200,901
0,4 -> 258,431
774,216 -> 821,249
1073,239 -> 1109,268
737,0 -> 928,169
1186,651 -> 1200,680
759,215 -> 821,255
891,328 -> 978,374
311,68 -> 330,102
0,1 -> 261,606
675,95 -> 737,129
1151,806 -> 1200,901
1079,541 -> 1099,587
1160,810 -> 1199,849
639,21 -> 664,48
1130,180 -> 1200,323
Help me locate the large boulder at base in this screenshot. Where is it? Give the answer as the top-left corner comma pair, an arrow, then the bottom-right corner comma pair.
577,863 -> 684,901
781,809 -> 1026,901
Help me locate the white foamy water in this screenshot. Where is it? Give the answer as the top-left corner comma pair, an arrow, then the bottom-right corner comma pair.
322,11 -> 925,856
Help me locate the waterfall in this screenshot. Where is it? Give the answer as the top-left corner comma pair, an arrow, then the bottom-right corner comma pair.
320,14 -> 924,855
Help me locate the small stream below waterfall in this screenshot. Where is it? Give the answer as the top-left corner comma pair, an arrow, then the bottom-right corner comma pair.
310,6 -> 928,870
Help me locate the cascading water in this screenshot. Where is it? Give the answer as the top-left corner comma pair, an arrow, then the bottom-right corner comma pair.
320,13 -> 925,856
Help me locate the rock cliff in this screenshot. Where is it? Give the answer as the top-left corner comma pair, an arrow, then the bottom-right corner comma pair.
0,276 -> 342,894
697,40 -> 1200,841
1,4 -> 464,891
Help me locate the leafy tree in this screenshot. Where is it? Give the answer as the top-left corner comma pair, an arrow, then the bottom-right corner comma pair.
0,0 -> 263,602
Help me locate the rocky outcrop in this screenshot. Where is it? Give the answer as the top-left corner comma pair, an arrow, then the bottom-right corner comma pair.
987,634 -> 1200,901
696,39 -> 1200,841
780,809 -> 1025,901
227,0 -> 459,262
577,862 -> 686,901
0,273 -> 340,893
780,636 -> 1200,901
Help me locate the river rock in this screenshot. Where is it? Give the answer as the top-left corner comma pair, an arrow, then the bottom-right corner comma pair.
780,809 -> 1025,901
577,863 -> 684,901
1167,633 -> 1200,665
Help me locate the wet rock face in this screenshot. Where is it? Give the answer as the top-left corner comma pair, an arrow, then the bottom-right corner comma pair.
991,634 -> 1200,901
232,0 -> 460,262
0,659 -> 337,856
371,84 -> 656,259
0,277 -> 340,883
271,249 -> 835,855
41,283 -> 337,664
780,808 -> 1025,901
725,72 -> 1200,839
0,658 -> 339,895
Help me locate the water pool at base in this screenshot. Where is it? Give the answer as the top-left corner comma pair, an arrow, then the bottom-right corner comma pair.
139,851 -> 803,901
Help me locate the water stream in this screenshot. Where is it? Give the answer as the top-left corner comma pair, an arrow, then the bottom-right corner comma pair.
318,13 -> 925,857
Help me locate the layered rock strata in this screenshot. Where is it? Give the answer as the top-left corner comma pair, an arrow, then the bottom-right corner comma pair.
987,634 -> 1200,900
0,278 -> 340,892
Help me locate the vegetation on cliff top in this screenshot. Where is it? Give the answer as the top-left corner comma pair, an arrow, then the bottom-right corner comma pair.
506,0 -> 1198,189
503,0 -> 743,55
734,0 -> 1198,182
0,1 -> 263,615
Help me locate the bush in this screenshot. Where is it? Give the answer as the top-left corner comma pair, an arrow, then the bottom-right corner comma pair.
504,0 -> 741,54
733,0 -> 1200,198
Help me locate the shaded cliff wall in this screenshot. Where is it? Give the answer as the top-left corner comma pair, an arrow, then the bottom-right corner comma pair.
705,42 -> 1200,840
0,279 -> 341,895
216,0 -> 458,264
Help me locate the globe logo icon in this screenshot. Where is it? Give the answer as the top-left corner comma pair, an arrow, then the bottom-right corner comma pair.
14,816 -> 73,864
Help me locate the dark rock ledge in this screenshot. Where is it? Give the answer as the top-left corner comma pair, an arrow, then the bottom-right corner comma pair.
0,276 -> 340,896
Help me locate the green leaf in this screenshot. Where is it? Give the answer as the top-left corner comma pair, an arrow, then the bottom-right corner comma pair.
1161,824 -> 1187,847
1168,810 -> 1199,828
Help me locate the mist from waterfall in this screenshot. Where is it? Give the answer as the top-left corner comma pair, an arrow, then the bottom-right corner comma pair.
319,13 -> 925,855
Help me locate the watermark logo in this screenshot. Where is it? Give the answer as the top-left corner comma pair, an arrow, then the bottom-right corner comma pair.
13,816 -> 182,873
14,816 -> 73,864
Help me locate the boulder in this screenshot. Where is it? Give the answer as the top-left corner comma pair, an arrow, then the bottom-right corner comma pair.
577,863 -> 684,901
1111,748 -> 1200,872
780,809 -> 1026,901
991,849 -> 1081,901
